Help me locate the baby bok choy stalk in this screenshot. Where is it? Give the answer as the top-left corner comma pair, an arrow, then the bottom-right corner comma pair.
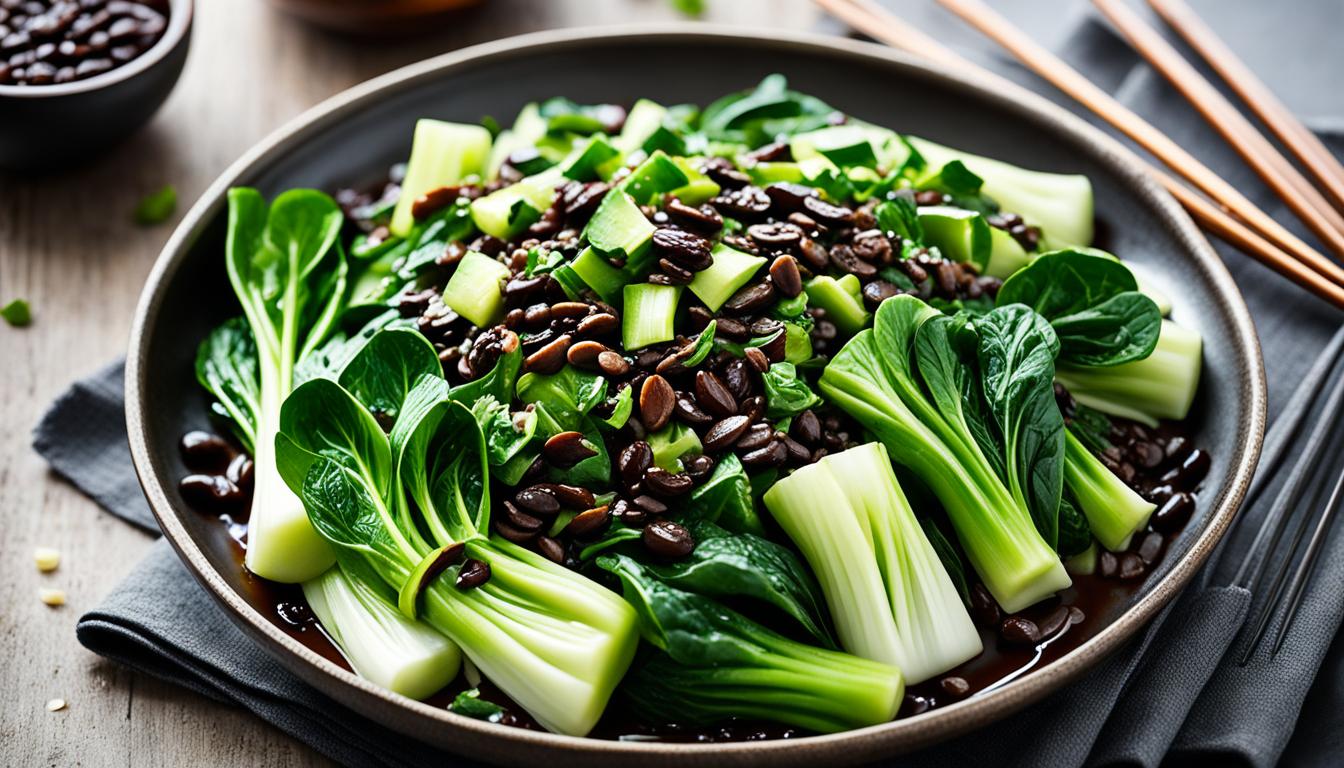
765,442 -> 982,684
1055,319 -> 1203,426
302,567 -> 461,700
275,328 -> 637,736
197,188 -> 348,583
1062,429 -> 1156,551
819,296 -> 1070,612
598,554 -> 902,733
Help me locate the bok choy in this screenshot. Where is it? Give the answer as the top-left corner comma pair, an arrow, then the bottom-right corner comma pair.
764,443 -> 981,684
275,328 -> 637,736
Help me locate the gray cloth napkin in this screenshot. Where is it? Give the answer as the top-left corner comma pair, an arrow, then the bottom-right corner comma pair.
36,4 -> 1344,767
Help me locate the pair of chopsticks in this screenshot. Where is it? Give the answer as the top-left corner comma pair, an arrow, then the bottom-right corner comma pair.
1231,326 -> 1344,661
813,0 -> 1344,310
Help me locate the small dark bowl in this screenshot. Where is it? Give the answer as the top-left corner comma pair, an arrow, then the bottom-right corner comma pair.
0,0 -> 193,172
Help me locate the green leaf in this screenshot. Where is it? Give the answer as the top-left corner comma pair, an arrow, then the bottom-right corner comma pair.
337,328 -> 441,423
762,362 -> 822,419
997,249 -> 1161,367
976,305 -> 1065,549
699,75 -> 837,146
642,521 -> 836,647
471,396 -> 537,467
450,688 -> 505,721
0,298 -> 31,327
516,365 -> 608,431
682,454 -> 763,535
133,184 -> 177,225
683,320 -> 717,369
195,317 -> 262,451
1056,493 -> 1093,558
874,198 -> 923,244
600,385 -> 633,430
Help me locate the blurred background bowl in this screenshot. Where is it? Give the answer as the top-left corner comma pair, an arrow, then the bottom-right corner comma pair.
264,0 -> 485,35
0,0 -> 193,173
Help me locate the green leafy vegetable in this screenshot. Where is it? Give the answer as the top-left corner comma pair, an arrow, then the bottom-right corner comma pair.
1055,319 -> 1203,425
762,362 -> 822,419
819,296 -> 1070,612
765,443 -> 982,683
996,249 -> 1162,367
1062,429 -> 1155,551
682,453 -> 763,535
133,184 -> 177,225
276,330 -> 638,736
450,688 -> 506,721
204,187 -> 349,583
598,554 -> 902,733
0,298 -> 30,327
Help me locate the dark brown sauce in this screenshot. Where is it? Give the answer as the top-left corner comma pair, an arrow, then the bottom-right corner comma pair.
180,414 -> 1207,742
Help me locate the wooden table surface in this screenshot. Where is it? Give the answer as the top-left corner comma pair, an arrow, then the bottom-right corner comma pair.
0,1 -> 816,765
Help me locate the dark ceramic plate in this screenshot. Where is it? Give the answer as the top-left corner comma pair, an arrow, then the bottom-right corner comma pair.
126,26 -> 1265,767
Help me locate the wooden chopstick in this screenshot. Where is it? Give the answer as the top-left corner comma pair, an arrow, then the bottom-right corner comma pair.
1148,0 -> 1344,219
1091,0 -> 1344,255
809,0 -> 1344,309
929,0 -> 1344,288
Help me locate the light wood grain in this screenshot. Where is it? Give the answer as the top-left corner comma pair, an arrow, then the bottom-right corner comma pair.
0,1 -> 816,766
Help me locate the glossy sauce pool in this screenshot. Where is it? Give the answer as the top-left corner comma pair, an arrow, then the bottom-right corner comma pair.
183,417 -> 1208,743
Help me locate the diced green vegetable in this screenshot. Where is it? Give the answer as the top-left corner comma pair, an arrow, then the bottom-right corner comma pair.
666,157 -> 721,206
648,422 -> 703,471
569,247 -> 629,305
303,566 -> 460,700
616,99 -> 668,153
469,167 -> 564,240
619,150 -> 689,205
442,251 -> 510,328
918,205 -> 991,271
562,134 -> 620,181
133,184 -> 177,225
804,274 -> 870,335
584,189 -> 656,264
987,227 -> 1032,279
1,298 -> 31,327
486,103 -> 546,178
622,283 -> 681,350
689,243 -> 767,313
450,687 -> 506,721
392,120 -> 492,237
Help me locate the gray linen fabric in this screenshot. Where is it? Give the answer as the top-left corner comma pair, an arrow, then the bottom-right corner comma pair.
34,1 -> 1344,765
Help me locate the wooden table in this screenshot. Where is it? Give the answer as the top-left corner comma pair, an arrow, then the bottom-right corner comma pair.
0,1 -> 816,765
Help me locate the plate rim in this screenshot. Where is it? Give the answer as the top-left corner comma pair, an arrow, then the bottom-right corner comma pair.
124,22 -> 1266,764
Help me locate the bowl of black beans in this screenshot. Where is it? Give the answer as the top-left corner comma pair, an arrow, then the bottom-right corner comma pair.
0,0 -> 192,171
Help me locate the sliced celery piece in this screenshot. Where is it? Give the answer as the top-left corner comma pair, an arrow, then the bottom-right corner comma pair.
569,247 -> 629,305
987,227 -> 1032,279
584,190 -> 656,263
562,134 -> 620,181
908,136 -> 1094,247
790,124 -> 901,170
747,162 -> 806,185
667,157 -> 721,206
620,150 -> 689,205
486,103 -> 546,178
918,205 -> 991,271
616,99 -> 667,153
804,274 -> 870,335
623,283 -> 681,350
443,251 -> 510,327
648,422 -> 703,472
304,567 -> 461,700
391,120 -> 492,237
688,243 -> 766,312
469,166 -> 564,240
